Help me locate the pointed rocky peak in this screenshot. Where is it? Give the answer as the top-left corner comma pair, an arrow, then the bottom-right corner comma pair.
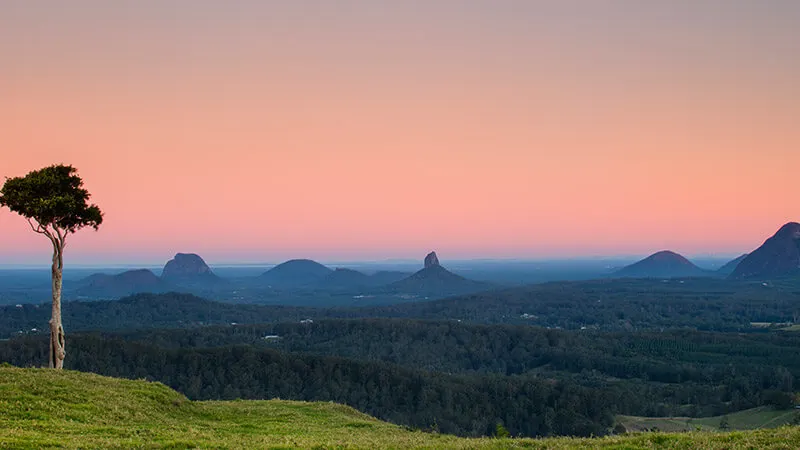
424,252 -> 440,269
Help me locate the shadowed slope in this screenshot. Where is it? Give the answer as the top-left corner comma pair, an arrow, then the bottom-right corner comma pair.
717,254 -> 748,276
731,223 -> 800,280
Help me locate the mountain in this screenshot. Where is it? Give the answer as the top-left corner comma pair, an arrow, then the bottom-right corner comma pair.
368,271 -> 411,285
259,259 -> 333,288
317,268 -> 373,289
74,269 -> 170,298
730,222 -> 800,280
161,253 -> 225,286
388,252 -> 490,295
614,251 -> 708,278
716,254 -> 748,276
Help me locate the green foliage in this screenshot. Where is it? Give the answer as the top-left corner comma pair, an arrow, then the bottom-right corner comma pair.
764,390 -> 794,410
494,423 -> 510,438
4,313 -> 800,436
620,406 -> 799,432
719,416 -> 730,431
0,164 -> 102,234
0,334 -> 615,437
2,367 -> 800,449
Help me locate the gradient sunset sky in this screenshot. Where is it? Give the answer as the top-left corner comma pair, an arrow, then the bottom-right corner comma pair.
1,1 -> 799,265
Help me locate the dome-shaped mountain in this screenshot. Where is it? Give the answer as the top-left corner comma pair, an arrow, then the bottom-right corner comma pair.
75,269 -> 170,298
161,253 -> 223,286
258,259 -> 332,287
614,251 -> 708,278
730,222 -> 800,280
716,254 -> 748,276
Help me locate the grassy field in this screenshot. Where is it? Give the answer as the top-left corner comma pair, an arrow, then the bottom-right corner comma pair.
618,406 -> 798,433
2,366 -> 800,449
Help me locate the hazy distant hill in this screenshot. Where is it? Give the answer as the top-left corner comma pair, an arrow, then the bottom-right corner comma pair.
730,222 -> 800,280
161,253 -> 225,287
716,254 -> 748,276
74,269 -> 170,298
614,251 -> 708,278
258,259 -> 333,287
318,268 -> 415,290
368,270 -> 411,285
317,268 -> 373,289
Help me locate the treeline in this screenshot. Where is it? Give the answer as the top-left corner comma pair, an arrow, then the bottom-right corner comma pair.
4,277 -> 800,338
0,293 -> 321,338
2,318 -> 798,430
0,335 -> 614,438
92,319 -> 800,415
109,319 -> 800,382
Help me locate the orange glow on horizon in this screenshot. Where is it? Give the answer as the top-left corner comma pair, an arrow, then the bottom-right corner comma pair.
1,2 -> 798,264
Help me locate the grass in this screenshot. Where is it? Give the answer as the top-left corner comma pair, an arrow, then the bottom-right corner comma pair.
618,406 -> 798,433
1,366 -> 800,449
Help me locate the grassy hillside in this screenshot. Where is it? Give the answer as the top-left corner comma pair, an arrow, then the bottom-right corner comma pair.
619,406 -> 798,432
1,367 -> 800,449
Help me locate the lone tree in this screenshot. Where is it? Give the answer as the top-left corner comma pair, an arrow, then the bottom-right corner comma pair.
0,164 -> 102,369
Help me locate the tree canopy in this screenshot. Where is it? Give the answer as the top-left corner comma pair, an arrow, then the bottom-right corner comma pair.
0,164 -> 103,235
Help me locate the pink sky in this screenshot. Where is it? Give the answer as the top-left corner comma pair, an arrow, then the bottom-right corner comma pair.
1,2 -> 799,264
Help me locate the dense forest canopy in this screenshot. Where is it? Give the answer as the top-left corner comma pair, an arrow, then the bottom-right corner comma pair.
2,316 -> 799,437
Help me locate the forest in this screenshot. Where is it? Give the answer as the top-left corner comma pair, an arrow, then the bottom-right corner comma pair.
3,277 -> 800,339
2,314 -> 798,437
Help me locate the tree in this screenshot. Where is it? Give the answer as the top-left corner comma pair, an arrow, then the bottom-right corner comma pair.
0,164 -> 102,369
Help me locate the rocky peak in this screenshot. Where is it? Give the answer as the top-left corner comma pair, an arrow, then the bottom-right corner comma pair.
162,253 -> 213,279
424,252 -> 440,269
776,222 -> 800,239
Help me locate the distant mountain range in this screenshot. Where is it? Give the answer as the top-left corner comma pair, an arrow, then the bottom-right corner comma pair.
49,221 -> 800,301
74,253 -> 223,298
610,223 -> 800,281
614,251 -> 708,279
68,251 -> 489,300
730,222 -> 800,280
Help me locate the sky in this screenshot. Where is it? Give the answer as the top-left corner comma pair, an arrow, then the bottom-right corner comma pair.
1,1 -> 799,265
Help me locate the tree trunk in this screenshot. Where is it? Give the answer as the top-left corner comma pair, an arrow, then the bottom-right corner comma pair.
49,242 -> 65,369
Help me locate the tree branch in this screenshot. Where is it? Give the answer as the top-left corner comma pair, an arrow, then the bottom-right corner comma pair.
55,227 -> 67,250
26,218 -> 47,235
